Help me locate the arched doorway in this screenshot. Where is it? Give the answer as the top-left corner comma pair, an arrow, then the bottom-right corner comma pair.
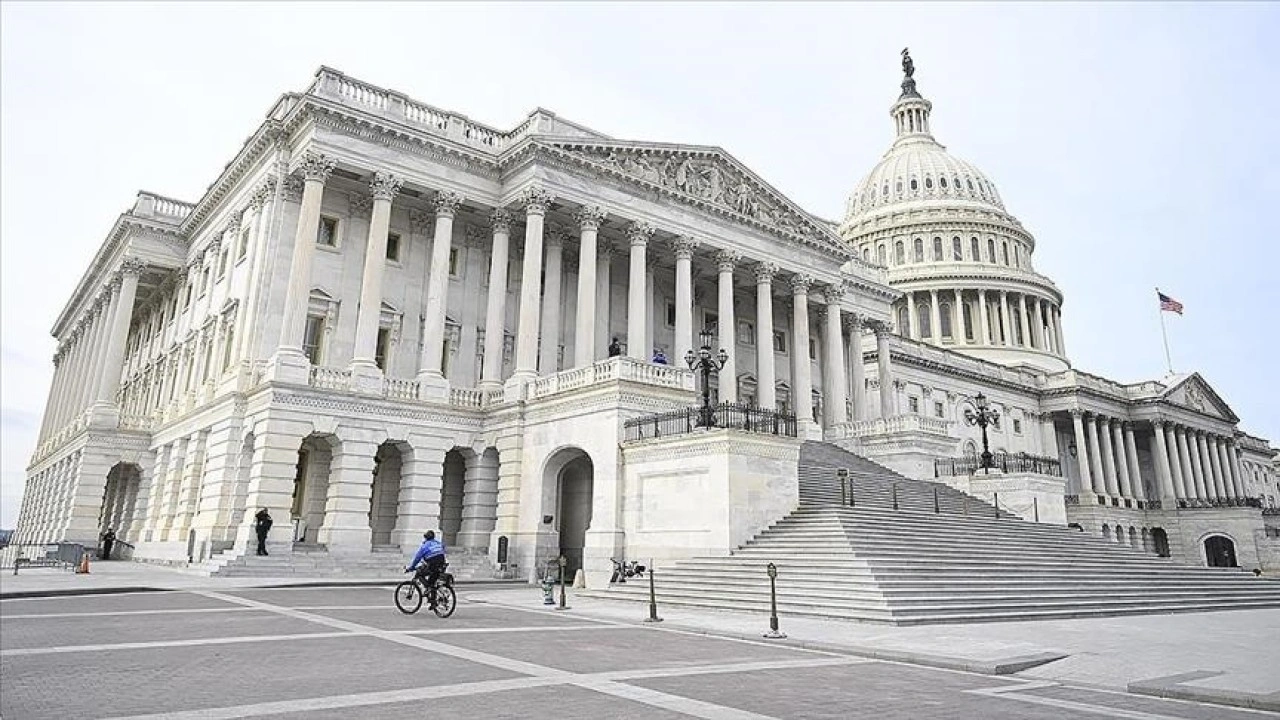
541,448 -> 594,577
1150,527 -> 1170,558
369,442 -> 407,548
440,449 -> 467,546
99,463 -> 143,547
292,434 -> 335,544
1204,535 -> 1238,568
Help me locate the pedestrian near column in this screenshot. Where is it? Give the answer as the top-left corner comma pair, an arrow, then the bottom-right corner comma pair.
100,528 -> 116,560
254,508 -> 273,556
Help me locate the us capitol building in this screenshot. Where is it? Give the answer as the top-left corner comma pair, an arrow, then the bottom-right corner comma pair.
15,55 -> 1280,589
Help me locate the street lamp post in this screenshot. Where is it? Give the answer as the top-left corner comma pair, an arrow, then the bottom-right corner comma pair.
684,328 -> 728,428
964,392 -> 1001,474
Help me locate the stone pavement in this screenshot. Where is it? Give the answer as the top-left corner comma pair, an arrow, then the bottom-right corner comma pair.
4,585 -> 1275,719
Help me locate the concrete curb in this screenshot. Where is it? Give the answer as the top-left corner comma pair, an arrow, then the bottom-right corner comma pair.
0,578 -> 523,600
1128,671 -> 1280,713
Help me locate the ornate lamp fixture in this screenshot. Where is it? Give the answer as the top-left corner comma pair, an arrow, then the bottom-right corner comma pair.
685,328 -> 728,428
963,392 -> 1000,473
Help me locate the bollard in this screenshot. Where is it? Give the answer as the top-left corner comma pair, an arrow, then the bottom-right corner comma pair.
1033,497 -> 1039,523
892,483 -> 899,511
763,563 -> 786,639
993,492 -> 1000,518
541,567 -> 556,605
644,558 -> 663,623
933,487 -> 940,514
557,555 -> 570,610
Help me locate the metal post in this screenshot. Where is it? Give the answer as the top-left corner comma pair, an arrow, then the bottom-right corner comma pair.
892,483 -> 899,511
557,555 -> 569,610
993,492 -> 1000,518
933,487 -> 940,514
763,562 -> 786,639
644,558 -> 663,623
1033,497 -> 1039,523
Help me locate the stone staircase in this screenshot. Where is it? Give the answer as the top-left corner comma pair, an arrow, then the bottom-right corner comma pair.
200,543 -> 498,580
594,442 -> 1280,624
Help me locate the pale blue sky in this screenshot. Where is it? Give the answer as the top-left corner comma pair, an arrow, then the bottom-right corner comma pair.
2,2 -> 1277,527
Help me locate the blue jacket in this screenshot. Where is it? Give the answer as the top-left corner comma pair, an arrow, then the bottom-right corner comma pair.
408,538 -> 445,570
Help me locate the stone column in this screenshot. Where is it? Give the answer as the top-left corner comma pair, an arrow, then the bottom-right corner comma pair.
1151,420 -> 1176,501
791,276 -> 814,425
511,187 -> 552,383
928,290 -> 941,343
1071,410 -> 1094,497
480,210 -> 512,388
1029,297 -> 1043,350
1054,307 -> 1067,356
595,240 -> 613,358
1166,423 -> 1187,499
318,434 -> 378,551
87,287 -> 121,412
716,250 -> 739,402
1099,417 -> 1120,497
1205,435 -> 1223,499
457,450 -> 499,549
71,307 -> 103,419
821,294 -> 846,427
234,177 -> 278,366
953,290 -> 967,346
846,315 -> 866,421
1212,436 -> 1232,500
1195,432 -> 1218,500
872,320 -> 893,419
977,290 -> 991,345
273,152 -> 335,367
1123,422 -> 1143,500
416,190 -> 463,387
1085,414 -> 1107,498
1228,441 -> 1245,498
37,351 -> 65,442
625,222 -> 653,361
1017,295 -> 1031,347
998,291 -> 1012,346
905,292 -> 917,339
754,263 -> 777,410
673,237 -> 698,363
349,173 -> 402,379
538,229 -> 565,374
573,206 -> 605,368
1187,430 -> 1207,500
1175,427 -> 1198,499
94,260 -> 144,409
1112,420 -> 1132,498
392,448 -> 445,551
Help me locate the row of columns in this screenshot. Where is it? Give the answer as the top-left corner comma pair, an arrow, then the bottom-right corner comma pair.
13,452 -> 80,544
1069,411 -> 1144,502
1150,420 -> 1246,504
900,288 -> 1065,356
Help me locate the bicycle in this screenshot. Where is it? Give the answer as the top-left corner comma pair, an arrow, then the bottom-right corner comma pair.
394,563 -> 456,618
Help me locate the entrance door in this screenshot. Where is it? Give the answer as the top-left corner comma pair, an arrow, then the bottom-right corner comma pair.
557,456 -> 593,577
1204,536 -> 1237,568
1150,528 -> 1170,558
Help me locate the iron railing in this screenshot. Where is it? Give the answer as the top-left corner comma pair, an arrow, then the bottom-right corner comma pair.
934,452 -> 1063,478
1176,497 -> 1263,510
624,403 -> 797,442
0,543 -> 86,573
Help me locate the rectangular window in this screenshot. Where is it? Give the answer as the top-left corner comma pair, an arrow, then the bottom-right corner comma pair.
666,302 -> 676,328
222,325 -> 235,372
375,327 -> 391,370
303,315 -> 325,365
737,319 -> 755,346
218,248 -> 229,278
772,330 -> 787,354
809,338 -> 817,360
1013,418 -> 1023,434
183,283 -> 192,309
238,227 -> 250,260
934,401 -> 944,418
316,216 -> 338,247
386,233 -> 401,262
448,247 -> 460,277
200,268 -> 211,296
909,396 -> 920,414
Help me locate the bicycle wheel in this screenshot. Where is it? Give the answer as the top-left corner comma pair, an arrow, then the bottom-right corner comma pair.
394,580 -> 423,614
431,584 -> 457,618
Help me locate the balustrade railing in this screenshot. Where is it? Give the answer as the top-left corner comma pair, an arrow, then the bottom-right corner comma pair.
1175,497 -> 1263,510
934,452 -> 1063,478
383,377 -> 418,401
624,402 -> 797,442
448,387 -> 485,409
529,356 -> 695,400
836,414 -> 952,439
308,366 -> 351,391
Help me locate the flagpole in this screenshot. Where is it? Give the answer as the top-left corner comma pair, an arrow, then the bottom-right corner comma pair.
1156,286 -> 1173,375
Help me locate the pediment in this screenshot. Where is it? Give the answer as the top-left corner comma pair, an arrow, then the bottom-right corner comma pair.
1161,373 -> 1238,423
540,141 -> 853,260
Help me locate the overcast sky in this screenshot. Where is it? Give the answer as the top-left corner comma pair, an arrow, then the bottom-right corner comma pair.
2,2 -> 1278,528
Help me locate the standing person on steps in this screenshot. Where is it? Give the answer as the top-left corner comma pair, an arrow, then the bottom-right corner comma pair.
254,508 -> 273,556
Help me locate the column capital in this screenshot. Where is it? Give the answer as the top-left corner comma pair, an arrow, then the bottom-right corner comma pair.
369,171 -> 404,202
519,185 -> 553,216
867,319 -> 892,337
672,235 -> 700,260
842,312 -> 864,332
626,221 -> 654,247
489,208 -> 512,234
249,176 -> 277,209
120,257 -> 146,277
790,273 -> 813,296
224,213 -> 242,236
434,190 -> 464,218
545,226 -> 568,249
1152,417 -> 1166,428
575,204 -> 607,231
754,262 -> 778,285
1069,408 -> 1083,419
298,151 -> 336,183
715,250 -> 740,272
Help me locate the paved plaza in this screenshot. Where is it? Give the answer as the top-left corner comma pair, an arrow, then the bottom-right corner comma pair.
3,581 -> 1278,719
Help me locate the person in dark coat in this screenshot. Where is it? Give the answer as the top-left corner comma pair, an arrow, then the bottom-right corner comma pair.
608,337 -> 622,357
254,508 -> 273,556
100,528 -> 116,560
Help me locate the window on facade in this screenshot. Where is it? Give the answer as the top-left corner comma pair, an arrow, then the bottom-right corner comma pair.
967,179 -> 975,191
940,177 -> 948,189
1013,418 -> 1023,434
935,401 -> 945,418
987,238 -> 997,264
939,302 -> 953,338
737,319 -> 755,346
221,324 -> 235,372
303,315 -> 325,365
201,268 -> 211,296
897,306 -> 910,336
910,179 -> 918,191
909,396 -> 920,413
238,227 -> 250,260
970,237 -> 980,261
877,245 -> 887,265
925,177 -> 933,190
218,248 -> 229,278
809,337 -> 817,360
963,303 -> 974,341
913,238 -> 924,262
448,247 -> 460,277
863,248 -> 870,262
772,330 -> 787,353
917,304 -> 931,339
895,181 -> 902,193
386,233 -> 401,262
1002,241 -> 1010,266
375,327 -> 391,370
933,237 -> 943,261
894,241 -> 905,265
317,216 -> 338,247
952,236 -> 963,261
665,302 -> 676,327
183,283 -> 192,309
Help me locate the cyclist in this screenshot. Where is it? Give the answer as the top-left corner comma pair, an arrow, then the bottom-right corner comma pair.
405,530 -> 447,608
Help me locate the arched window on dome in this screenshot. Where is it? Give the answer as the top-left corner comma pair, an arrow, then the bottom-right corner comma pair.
913,238 -> 924,263
1015,245 -> 1022,268
925,177 -> 933,190
897,305 -> 911,337
933,237 -> 943,261
877,244 -> 887,265
940,177 -> 948,189
894,241 -> 905,265
970,237 -> 980,262
939,301 -> 953,340
910,179 -> 918,192
882,183 -> 889,197
917,303 -> 931,339
1002,241 -> 1011,266
967,178 -> 975,192
962,302 -> 975,341
952,236 -> 963,261
987,238 -> 997,264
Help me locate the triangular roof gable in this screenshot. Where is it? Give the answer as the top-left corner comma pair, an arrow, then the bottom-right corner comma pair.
539,140 -> 853,260
1160,372 -> 1238,423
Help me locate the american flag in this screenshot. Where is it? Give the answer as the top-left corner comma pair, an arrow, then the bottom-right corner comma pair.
1158,291 -> 1183,315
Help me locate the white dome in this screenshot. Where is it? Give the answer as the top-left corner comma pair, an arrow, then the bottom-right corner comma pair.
845,139 -> 1005,223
